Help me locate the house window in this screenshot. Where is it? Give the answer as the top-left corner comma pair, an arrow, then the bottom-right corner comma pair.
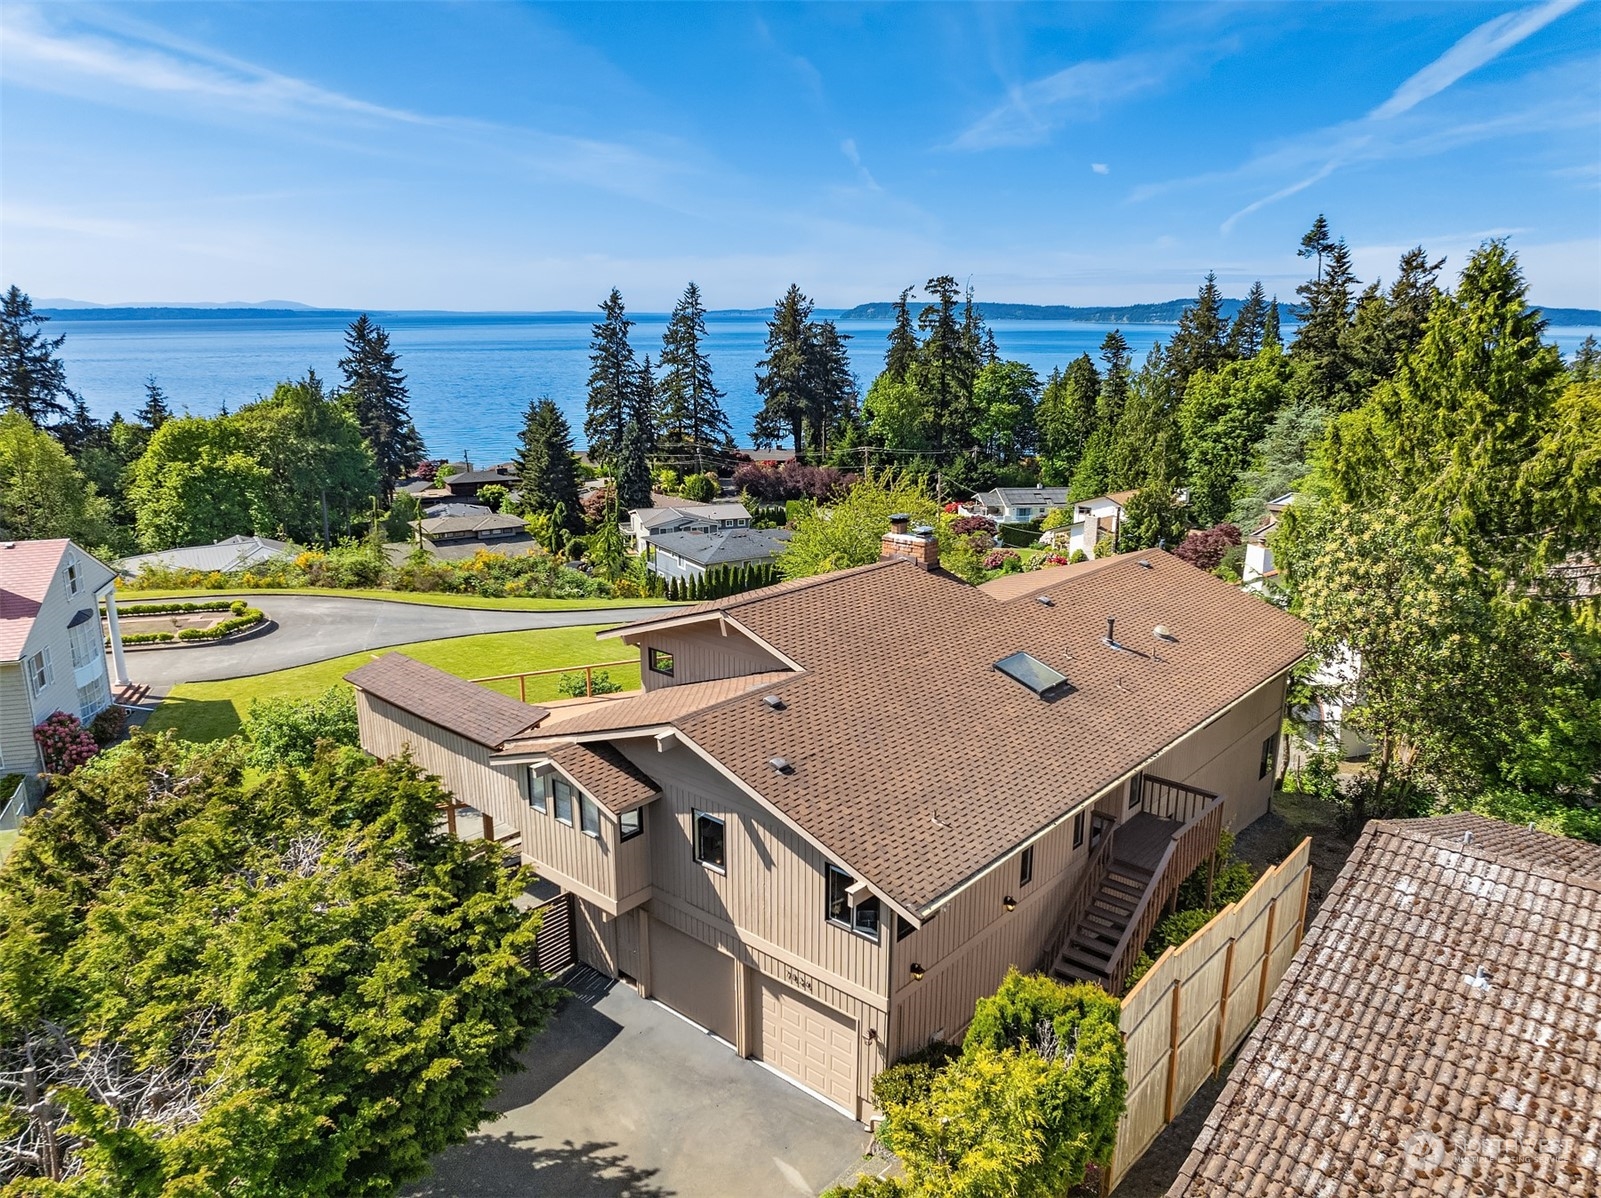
648,647 -> 675,677
27,649 -> 51,696
825,864 -> 881,941
553,777 -> 575,825
1260,734 -> 1276,780
528,768 -> 548,813
1019,846 -> 1034,887
1073,812 -> 1085,849
693,811 -> 725,871
619,806 -> 643,841
1128,773 -> 1144,811
897,914 -> 916,941
580,794 -> 600,837
65,556 -> 81,595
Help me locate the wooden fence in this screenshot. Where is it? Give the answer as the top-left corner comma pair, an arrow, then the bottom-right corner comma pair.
471,659 -> 635,702
1103,837 -> 1312,1191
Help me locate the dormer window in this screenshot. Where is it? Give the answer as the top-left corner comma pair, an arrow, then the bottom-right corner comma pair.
825,864 -> 880,941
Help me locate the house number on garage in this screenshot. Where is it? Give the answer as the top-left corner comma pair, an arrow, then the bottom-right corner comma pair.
784,968 -> 814,993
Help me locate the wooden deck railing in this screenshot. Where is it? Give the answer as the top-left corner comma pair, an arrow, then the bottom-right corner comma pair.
1103,793 -> 1225,994
471,659 -> 635,702
1133,773 -> 1219,826
1042,811 -> 1119,973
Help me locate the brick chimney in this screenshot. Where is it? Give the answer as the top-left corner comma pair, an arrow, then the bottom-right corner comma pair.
880,514 -> 941,570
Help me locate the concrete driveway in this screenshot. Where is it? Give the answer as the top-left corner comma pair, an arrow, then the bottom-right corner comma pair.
405,969 -> 880,1198
118,594 -> 667,685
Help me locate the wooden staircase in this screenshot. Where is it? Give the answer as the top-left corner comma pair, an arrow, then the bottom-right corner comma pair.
1052,860 -> 1155,984
1044,774 -> 1227,995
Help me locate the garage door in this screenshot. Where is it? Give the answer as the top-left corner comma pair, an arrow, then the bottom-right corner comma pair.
649,919 -> 738,1043
758,977 -> 857,1114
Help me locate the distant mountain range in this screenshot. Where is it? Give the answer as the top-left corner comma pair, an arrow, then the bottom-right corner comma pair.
838,299 -> 1601,327
37,298 -> 323,311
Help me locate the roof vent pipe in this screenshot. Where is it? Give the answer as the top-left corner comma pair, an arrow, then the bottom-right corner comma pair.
1106,616 -> 1117,646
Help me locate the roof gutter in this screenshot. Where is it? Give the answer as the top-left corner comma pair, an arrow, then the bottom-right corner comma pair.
919,661 -> 1300,919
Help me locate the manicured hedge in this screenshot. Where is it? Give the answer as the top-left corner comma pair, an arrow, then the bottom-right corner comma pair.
116,600 -> 244,616
174,609 -> 265,641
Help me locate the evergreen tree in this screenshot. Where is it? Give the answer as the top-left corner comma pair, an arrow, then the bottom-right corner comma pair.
338,314 -> 424,500
1292,220 -> 1362,411
1297,213 -> 1334,282
1105,344 -> 1181,491
616,356 -> 655,510
1097,330 -> 1133,427
1227,282 -> 1270,358
1262,297 -> 1283,349
56,395 -> 107,458
1119,473 -> 1188,552
805,319 -> 858,455
0,285 -> 74,425
1230,393 -> 1327,526
1344,247 -> 1446,400
136,376 -> 172,430
1036,354 -> 1100,470
913,275 -> 976,457
584,288 -> 640,465
1167,271 -> 1232,389
753,285 -> 815,454
1177,345 -> 1294,526
657,281 -> 731,469
515,397 -> 581,533
1572,335 -> 1601,383
885,286 -> 919,382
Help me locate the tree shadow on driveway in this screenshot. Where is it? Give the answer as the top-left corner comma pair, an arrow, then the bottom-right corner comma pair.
489,970 -> 623,1113
406,1131 -> 674,1198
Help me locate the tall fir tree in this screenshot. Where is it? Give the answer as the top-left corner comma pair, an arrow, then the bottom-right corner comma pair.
884,286 -> 919,382
1166,271 -> 1232,390
657,281 -> 731,469
1097,329 -> 1133,428
1036,354 -> 1100,474
1262,297 -> 1283,350
1227,282 -> 1270,358
584,288 -> 640,466
56,395 -> 106,458
338,314 -> 424,500
0,285 -> 73,425
136,376 -> 172,430
514,397 -> 581,533
914,274 -> 976,457
616,356 -> 655,510
1292,218 -> 1362,411
804,319 -> 858,455
1572,335 -> 1601,383
753,285 -> 815,453
1297,213 -> 1334,283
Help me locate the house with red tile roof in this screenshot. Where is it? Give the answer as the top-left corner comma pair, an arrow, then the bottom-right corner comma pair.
1,539 -> 129,773
347,521 -> 1307,1122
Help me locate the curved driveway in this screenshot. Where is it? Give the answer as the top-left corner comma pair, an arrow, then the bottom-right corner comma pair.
120,594 -> 667,685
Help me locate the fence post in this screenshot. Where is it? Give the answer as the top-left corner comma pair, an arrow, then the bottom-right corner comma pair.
519,674 -> 527,703
1212,936 -> 1236,1076
585,665 -> 595,696
1256,897 -> 1279,1017
1163,978 -> 1183,1122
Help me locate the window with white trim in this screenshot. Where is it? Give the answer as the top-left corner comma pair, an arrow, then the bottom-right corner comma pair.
69,620 -> 100,669
65,555 -> 81,595
27,649 -> 51,696
553,777 -> 575,825
825,864 -> 881,941
528,767 -> 548,813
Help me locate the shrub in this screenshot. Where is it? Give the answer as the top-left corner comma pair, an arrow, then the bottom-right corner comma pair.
33,712 -> 100,775
679,472 -> 718,503
981,548 -> 1022,572
557,670 -> 624,698
949,515 -> 997,537
123,632 -> 175,644
872,1040 -> 960,1110
244,685 -> 360,769
89,705 -> 128,749
1068,549 -> 1088,563
477,483 -> 508,512
822,1176 -> 906,1198
230,599 -> 248,616
1172,522 -> 1243,572
174,609 -> 264,641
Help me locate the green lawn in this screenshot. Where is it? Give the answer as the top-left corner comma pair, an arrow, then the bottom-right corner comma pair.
143,624 -> 641,743
118,587 -> 677,612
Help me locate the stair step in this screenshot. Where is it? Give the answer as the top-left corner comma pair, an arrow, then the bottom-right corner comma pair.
1060,944 -> 1113,974
1079,910 -> 1123,933
1053,961 -> 1103,984
1069,938 -> 1113,964
1075,925 -> 1122,950
1104,875 -> 1151,894
1090,898 -> 1136,921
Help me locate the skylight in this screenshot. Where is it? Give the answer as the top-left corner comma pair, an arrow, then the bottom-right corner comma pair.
993,652 -> 1075,702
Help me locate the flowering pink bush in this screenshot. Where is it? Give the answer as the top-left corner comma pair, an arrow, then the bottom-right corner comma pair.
34,711 -> 101,775
1039,554 -> 1070,567
982,548 -> 1022,572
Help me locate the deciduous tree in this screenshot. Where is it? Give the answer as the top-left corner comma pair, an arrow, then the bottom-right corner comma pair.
0,411 -> 112,545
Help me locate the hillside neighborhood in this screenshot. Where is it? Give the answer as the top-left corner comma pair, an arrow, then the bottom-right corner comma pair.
2,3 -> 1600,1190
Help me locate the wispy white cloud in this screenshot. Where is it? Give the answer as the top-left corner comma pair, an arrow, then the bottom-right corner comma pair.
1091,163 -> 1110,175
948,52 -> 1176,151
840,138 -> 882,192
1210,0 -> 1582,232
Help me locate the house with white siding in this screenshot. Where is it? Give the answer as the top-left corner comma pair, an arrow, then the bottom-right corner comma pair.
628,502 -> 751,554
347,524 -> 1306,1123
1,540 -> 130,774
645,527 -> 790,584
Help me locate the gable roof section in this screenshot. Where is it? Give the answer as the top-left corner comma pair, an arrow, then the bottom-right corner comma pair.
415,512 -> 526,536
1168,814 -> 1601,1197
665,551 -> 1306,913
547,742 -> 659,813
503,671 -> 795,741
345,652 -> 548,748
635,502 -> 751,529
1,540 -> 115,660
649,527 -> 792,567
979,486 -> 1070,507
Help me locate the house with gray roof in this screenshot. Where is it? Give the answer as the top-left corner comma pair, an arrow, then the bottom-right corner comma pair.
348,522 -> 1307,1123
116,534 -> 292,580
628,501 -> 751,553
645,527 -> 791,583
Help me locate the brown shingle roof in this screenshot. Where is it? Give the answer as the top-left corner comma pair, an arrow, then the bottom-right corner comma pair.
345,653 -> 548,749
507,672 -> 795,740
547,742 -> 659,813
670,551 -> 1307,913
1168,814 -> 1601,1198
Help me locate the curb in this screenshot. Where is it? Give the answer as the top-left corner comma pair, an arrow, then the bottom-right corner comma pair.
118,618 -> 278,653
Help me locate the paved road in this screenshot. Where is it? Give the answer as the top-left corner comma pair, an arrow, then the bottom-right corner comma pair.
117,594 -> 665,685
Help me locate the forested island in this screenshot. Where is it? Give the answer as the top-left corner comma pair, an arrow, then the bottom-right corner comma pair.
840,298 -> 1601,325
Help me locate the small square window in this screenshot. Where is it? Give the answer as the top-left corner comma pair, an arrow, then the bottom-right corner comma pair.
693,810 -> 725,870
649,647 -> 675,676
528,767 -> 548,813
1260,734 -> 1276,780
853,896 -> 880,939
1019,846 -> 1034,887
580,795 -> 600,837
553,777 -> 575,825
1072,812 -> 1085,849
619,807 -> 643,841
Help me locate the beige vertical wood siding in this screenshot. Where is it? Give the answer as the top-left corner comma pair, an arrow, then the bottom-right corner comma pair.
1146,675 -> 1286,831
628,624 -> 787,691
574,897 -> 618,974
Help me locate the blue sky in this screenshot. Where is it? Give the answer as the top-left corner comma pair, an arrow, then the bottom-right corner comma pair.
2,1 -> 1597,310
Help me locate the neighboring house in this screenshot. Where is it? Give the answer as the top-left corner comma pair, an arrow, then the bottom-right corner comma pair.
348,525 -> 1305,1123
1169,813 -> 1601,1197
116,534 -> 292,580
739,447 -> 797,468
629,502 -> 751,553
411,511 -> 528,544
646,528 -> 791,583
1242,493 -> 1294,592
1038,491 -> 1136,558
967,486 -> 1071,526
1,540 -> 130,772
421,501 -> 493,519
443,464 -> 520,498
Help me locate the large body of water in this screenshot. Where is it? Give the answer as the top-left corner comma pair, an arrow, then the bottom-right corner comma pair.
49,309 -> 1600,466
